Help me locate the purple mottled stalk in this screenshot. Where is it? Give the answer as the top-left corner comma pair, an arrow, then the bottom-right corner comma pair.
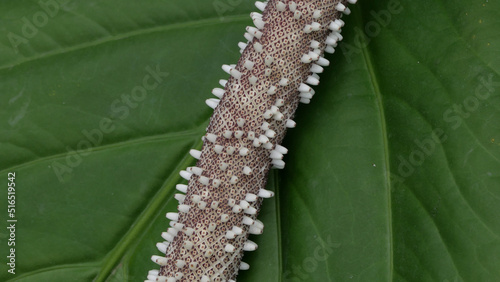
148,0 -> 354,281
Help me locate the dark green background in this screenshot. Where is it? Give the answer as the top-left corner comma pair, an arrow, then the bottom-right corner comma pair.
0,0 -> 499,281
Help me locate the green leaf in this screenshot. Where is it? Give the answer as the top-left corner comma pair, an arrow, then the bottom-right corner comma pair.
1,0 -> 499,281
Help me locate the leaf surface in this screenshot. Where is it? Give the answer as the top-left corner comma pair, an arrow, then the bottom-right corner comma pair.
1,0 -> 499,281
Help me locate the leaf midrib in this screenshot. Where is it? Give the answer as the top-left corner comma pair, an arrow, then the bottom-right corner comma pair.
354,5 -> 394,281
1,13 -> 253,173
94,137 -> 204,282
0,126 -> 205,174
0,14 -> 249,72
9,262 -> 101,281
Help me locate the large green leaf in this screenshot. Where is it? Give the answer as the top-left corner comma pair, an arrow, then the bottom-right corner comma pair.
1,0 -> 499,281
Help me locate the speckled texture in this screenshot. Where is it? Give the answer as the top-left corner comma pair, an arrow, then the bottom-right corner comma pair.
149,0 -> 352,281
